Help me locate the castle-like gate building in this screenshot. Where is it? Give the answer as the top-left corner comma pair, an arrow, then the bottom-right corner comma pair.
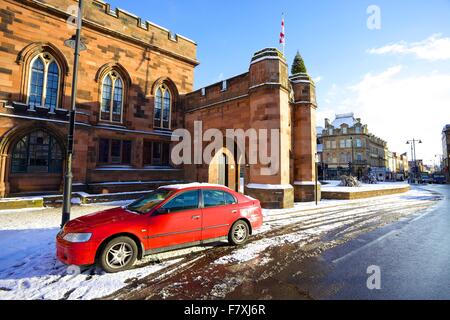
0,0 -> 319,208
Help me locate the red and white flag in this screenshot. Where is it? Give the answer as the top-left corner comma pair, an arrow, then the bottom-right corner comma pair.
279,15 -> 285,45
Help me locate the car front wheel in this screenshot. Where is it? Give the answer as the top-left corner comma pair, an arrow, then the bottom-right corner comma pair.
99,236 -> 138,273
228,220 -> 250,245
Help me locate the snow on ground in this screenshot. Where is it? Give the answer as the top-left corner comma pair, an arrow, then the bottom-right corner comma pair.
0,202 -> 179,300
0,207 -> 48,215
0,185 -> 437,300
215,187 -> 438,266
214,233 -> 310,265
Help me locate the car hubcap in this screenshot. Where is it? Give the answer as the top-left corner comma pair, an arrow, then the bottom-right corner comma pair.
106,243 -> 133,269
233,224 -> 247,242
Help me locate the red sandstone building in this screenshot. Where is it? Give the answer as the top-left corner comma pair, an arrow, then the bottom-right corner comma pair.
0,0 -> 318,208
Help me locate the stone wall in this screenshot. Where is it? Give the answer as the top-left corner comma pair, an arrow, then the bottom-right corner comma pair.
322,186 -> 410,200
0,0 -> 196,195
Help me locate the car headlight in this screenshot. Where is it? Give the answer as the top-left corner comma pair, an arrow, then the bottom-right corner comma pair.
63,233 -> 92,243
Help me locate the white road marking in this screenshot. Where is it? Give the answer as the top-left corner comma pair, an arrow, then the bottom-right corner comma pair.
332,230 -> 398,264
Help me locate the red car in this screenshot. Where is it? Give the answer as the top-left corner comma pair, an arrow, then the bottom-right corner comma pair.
56,184 -> 263,273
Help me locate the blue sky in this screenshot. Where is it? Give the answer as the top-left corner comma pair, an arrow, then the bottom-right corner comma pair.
107,0 -> 450,165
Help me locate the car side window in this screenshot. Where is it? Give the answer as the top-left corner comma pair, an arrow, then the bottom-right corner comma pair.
224,192 -> 237,205
203,190 -> 237,208
203,190 -> 226,208
162,190 -> 199,213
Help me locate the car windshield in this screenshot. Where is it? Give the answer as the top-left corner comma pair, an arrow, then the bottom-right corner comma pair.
126,189 -> 174,214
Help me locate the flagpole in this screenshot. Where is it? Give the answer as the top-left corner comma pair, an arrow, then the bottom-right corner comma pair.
283,13 -> 285,55
280,13 -> 285,56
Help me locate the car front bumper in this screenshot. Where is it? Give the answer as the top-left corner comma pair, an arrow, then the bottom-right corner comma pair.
56,235 -> 96,266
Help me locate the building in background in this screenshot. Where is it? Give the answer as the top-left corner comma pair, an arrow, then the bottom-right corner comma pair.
393,152 -> 409,181
442,125 -> 450,183
316,126 -> 324,179
318,113 -> 388,180
409,159 -> 424,180
386,150 -> 396,181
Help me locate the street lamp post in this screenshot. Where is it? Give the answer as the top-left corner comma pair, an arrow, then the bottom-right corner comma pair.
406,138 -> 422,184
315,153 -> 320,206
350,137 -> 354,176
61,0 -> 85,228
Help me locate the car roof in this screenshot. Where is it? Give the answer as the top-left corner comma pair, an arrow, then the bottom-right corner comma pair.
159,183 -> 232,191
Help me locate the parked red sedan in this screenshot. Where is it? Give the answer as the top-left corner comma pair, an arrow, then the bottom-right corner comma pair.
56,183 -> 263,273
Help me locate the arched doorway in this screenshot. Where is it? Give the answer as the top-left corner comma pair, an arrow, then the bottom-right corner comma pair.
206,139 -> 249,193
217,153 -> 228,187
8,129 -> 64,195
208,147 -> 236,191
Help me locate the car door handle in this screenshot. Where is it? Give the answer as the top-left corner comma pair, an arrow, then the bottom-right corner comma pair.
231,210 -> 238,214
192,215 -> 201,220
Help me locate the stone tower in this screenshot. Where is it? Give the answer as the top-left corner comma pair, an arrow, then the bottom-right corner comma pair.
244,48 -> 294,208
290,72 -> 321,202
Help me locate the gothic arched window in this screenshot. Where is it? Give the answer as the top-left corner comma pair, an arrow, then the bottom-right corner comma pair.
154,84 -> 171,129
101,71 -> 124,123
28,53 -> 60,111
11,130 -> 63,174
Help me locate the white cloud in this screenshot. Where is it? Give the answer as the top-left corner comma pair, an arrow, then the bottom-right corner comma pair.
368,34 -> 450,61
318,66 -> 450,164
313,76 -> 323,83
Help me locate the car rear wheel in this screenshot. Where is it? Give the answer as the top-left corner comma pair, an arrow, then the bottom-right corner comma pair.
228,220 -> 249,245
99,236 -> 138,273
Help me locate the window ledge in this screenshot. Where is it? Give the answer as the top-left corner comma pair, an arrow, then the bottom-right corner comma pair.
96,165 -> 132,169
97,122 -> 126,129
153,129 -> 173,135
10,172 -> 61,177
94,166 -> 180,172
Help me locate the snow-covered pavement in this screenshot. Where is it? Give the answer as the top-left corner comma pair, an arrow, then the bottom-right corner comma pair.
0,187 -> 441,300
0,202 -> 183,300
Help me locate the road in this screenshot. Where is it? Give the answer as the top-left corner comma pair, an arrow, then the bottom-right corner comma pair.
298,184 -> 450,300
106,185 -> 445,300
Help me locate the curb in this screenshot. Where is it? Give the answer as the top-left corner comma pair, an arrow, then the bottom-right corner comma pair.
0,197 -> 44,210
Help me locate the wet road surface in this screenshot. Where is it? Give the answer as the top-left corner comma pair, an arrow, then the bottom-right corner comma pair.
105,186 -> 445,300
298,184 -> 450,299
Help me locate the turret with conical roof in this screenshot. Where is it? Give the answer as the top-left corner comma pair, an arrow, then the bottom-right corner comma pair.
289,49 -> 316,105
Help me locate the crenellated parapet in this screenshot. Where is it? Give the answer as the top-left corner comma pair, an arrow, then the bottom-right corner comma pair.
184,48 -> 291,114
20,0 -> 198,65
